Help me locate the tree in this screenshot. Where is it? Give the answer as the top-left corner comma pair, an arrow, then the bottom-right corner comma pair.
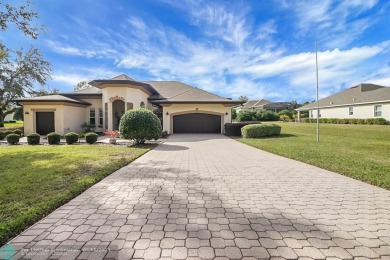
0,1 -> 50,126
0,47 -> 51,126
239,95 -> 248,103
0,1 -> 42,39
74,81 -> 92,91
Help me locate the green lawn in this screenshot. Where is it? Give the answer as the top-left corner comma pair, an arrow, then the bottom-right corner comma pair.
0,144 -> 153,246
3,121 -> 23,128
239,123 -> 390,190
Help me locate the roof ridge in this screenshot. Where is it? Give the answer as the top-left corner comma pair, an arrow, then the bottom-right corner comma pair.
192,86 -> 230,100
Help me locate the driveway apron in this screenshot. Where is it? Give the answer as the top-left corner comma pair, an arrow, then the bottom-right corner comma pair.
4,134 -> 390,259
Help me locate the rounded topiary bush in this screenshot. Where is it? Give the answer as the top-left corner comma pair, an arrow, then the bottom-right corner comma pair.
13,129 -> 23,136
241,124 -> 281,138
119,108 -> 162,145
6,133 -> 20,145
85,132 -> 98,144
0,131 -> 5,140
47,132 -> 61,145
27,133 -> 40,145
64,132 -> 79,144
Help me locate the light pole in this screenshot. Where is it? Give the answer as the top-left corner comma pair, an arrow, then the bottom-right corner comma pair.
315,41 -> 320,143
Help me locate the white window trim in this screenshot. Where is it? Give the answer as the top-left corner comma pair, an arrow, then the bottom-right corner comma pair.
89,108 -> 96,125
374,105 -> 382,117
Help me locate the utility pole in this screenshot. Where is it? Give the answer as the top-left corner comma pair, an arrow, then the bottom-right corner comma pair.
315,41 -> 320,143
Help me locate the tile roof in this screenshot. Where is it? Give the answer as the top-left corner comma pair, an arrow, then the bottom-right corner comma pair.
111,74 -> 135,81
240,99 -> 271,109
297,83 -> 390,110
145,81 -> 239,103
16,74 -> 241,105
15,94 -> 91,105
72,87 -> 102,94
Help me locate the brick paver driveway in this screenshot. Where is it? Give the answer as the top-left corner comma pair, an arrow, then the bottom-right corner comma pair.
5,134 -> 390,259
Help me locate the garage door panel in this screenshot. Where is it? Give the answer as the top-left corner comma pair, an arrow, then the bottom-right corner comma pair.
173,113 -> 221,133
36,112 -> 55,135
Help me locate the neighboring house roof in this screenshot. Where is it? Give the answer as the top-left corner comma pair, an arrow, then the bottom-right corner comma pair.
15,94 -> 91,105
15,74 -> 241,105
263,102 -> 293,109
297,83 -> 390,111
240,99 -> 271,109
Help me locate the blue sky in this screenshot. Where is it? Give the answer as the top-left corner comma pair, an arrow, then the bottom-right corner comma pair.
2,0 -> 390,102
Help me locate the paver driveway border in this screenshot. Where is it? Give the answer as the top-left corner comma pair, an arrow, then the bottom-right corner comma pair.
2,134 -> 390,259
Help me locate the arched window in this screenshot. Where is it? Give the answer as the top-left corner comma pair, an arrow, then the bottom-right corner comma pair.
140,101 -> 145,108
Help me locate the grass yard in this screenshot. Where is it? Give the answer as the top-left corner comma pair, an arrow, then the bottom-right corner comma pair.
239,123 -> 390,190
0,144 -> 153,246
3,121 -> 24,128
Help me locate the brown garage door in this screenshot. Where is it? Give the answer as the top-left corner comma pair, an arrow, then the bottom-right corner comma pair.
36,112 -> 55,135
173,113 -> 221,133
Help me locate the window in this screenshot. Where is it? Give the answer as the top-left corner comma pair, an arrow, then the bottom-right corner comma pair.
140,101 -> 145,108
349,107 -> 353,116
98,108 -> 103,127
89,109 -> 96,125
310,110 -> 313,118
318,109 -> 321,118
374,105 -> 382,117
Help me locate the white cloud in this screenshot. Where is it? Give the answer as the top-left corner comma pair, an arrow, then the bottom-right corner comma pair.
283,0 -> 379,48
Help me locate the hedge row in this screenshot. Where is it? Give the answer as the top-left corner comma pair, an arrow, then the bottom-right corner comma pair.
0,129 -> 24,140
2,132 -> 99,145
304,118 -> 388,125
241,124 -> 281,138
225,122 -> 259,136
236,110 -> 280,122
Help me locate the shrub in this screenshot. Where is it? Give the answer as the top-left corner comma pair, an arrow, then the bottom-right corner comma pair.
231,109 -> 237,120
279,115 -> 291,122
64,132 -> 79,144
241,124 -> 281,138
80,122 -> 96,133
119,108 -> 162,145
374,118 -> 387,125
13,129 -> 23,136
161,130 -> 169,138
27,133 -> 40,145
236,110 -> 256,122
224,122 -> 259,136
278,109 -> 292,118
85,132 -> 98,144
0,131 -> 4,140
4,130 -> 13,137
6,133 -> 20,145
47,132 -> 61,145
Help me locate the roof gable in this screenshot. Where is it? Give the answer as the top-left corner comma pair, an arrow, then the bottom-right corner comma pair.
298,83 -> 390,110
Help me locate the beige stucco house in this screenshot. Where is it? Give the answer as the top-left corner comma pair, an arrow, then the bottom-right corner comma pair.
296,83 -> 390,121
16,74 -> 241,135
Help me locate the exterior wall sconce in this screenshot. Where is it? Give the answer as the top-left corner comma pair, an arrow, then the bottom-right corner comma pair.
166,112 -> 169,115
24,111 -> 29,115
225,112 -> 228,115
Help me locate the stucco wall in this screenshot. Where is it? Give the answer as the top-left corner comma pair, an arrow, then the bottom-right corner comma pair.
63,106 -> 87,133
162,104 -> 232,134
79,98 -> 104,132
23,104 -> 65,135
308,102 -> 390,121
102,85 -> 150,130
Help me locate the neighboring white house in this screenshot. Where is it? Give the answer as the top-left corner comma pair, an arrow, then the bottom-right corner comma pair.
16,74 -> 241,135
296,83 -> 390,121
3,112 -> 15,122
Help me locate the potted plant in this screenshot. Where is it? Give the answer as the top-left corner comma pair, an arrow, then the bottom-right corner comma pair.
103,130 -> 119,144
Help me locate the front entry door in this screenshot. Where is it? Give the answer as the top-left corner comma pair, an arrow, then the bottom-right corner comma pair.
36,112 -> 55,135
